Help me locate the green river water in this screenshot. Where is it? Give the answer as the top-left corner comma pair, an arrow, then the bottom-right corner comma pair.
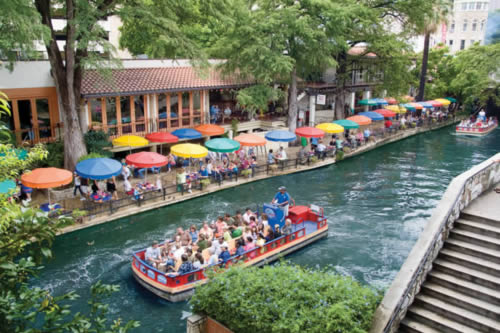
34,125 -> 499,332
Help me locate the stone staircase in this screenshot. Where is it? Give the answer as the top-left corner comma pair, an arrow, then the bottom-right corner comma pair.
399,212 -> 500,333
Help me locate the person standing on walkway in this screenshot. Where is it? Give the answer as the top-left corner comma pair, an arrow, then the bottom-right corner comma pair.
73,172 -> 84,198
272,186 -> 291,217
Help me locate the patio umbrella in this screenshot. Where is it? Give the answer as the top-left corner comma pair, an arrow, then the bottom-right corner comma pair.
195,124 -> 225,136
386,105 -> 407,114
126,152 -> 168,182
112,135 -> 149,154
406,103 -> 423,110
315,123 -> 344,134
384,97 -> 398,105
171,128 -> 202,139
76,158 -> 122,180
402,104 -> 416,112
171,143 -> 208,158
205,138 -> 240,153
426,100 -> 443,108
346,115 -> 372,125
358,111 -> 384,121
374,98 -> 389,105
374,109 -> 397,118
145,132 -> 179,154
417,102 -> 433,109
265,130 -> 297,142
21,167 -> 73,205
444,97 -> 457,103
402,95 -> 415,102
0,180 -> 16,194
358,99 -> 379,106
295,127 -> 325,138
333,119 -> 359,129
434,98 -> 451,106
233,134 -> 267,146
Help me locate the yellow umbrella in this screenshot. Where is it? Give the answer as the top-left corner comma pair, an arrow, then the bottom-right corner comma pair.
112,135 -> 149,147
171,143 -> 208,158
386,105 -> 407,114
435,98 -> 451,106
315,123 -> 344,134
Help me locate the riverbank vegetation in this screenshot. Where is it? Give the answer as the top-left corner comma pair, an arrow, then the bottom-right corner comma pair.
191,263 -> 382,333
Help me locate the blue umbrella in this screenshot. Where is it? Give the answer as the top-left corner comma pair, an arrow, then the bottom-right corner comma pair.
265,130 -> 296,142
172,128 -> 202,139
417,102 -> 433,109
375,98 -> 389,105
76,158 -> 122,180
358,111 -> 384,121
0,180 -> 16,194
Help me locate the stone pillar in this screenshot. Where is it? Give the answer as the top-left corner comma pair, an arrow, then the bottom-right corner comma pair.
187,314 -> 206,333
309,95 -> 316,126
80,102 -> 89,134
363,90 -> 371,111
349,92 -> 355,115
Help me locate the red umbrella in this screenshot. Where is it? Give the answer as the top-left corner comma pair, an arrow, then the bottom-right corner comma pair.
145,132 -> 178,154
374,109 -> 396,118
295,127 -> 325,138
426,100 -> 443,107
126,152 -> 168,168
384,97 -> 397,105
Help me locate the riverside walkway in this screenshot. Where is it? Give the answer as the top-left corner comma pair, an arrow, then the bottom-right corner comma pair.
372,154 -> 500,333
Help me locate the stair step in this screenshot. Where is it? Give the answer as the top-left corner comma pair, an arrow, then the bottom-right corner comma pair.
450,229 -> 500,250
440,248 -> 500,277
456,218 -> 500,238
434,259 -> 500,289
460,212 -> 500,227
399,318 -> 442,333
422,282 -> 500,319
445,238 -> 500,264
415,294 -> 500,332
428,271 -> 500,305
406,305 -> 481,333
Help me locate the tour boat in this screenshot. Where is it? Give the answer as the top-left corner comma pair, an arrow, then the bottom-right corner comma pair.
131,203 -> 328,302
456,118 -> 498,136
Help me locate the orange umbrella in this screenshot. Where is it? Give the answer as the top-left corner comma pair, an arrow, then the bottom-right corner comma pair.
21,167 -> 73,205
233,133 -> 267,146
374,109 -> 396,118
195,124 -> 225,136
346,115 -> 372,126
402,95 -> 415,102
407,102 -> 423,110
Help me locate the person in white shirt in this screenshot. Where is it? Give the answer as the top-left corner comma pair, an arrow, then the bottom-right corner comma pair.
277,147 -> 287,160
208,248 -> 219,266
155,175 -> 162,192
121,165 -> 131,180
243,208 -> 255,224
211,237 -> 228,256
123,178 -> 132,193
400,117 -> 406,127
145,241 -> 162,268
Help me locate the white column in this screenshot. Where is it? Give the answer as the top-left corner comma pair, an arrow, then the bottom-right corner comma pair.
309,95 -> 316,126
349,92 -> 355,114
204,90 -> 210,123
80,102 -> 89,133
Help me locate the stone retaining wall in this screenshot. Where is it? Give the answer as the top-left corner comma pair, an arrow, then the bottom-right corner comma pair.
370,152 -> 500,333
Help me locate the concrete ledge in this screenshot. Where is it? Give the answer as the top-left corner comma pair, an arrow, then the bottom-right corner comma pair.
58,120 -> 457,235
370,152 -> 500,333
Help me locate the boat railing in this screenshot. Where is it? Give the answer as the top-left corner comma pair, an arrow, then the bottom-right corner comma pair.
133,225 -> 312,289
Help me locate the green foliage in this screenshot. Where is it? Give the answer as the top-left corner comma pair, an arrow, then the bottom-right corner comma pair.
78,152 -> 106,163
240,169 -> 251,177
84,130 -> 112,157
231,119 -> 239,136
190,263 -> 381,333
236,85 -> 281,119
200,178 -> 211,188
310,156 -> 319,164
336,151 -> 345,161
44,141 -> 64,168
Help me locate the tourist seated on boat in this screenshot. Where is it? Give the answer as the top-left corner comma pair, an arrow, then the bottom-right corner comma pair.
168,254 -> 194,276
145,241 -> 162,268
207,248 -> 218,265
193,253 -> 205,270
244,236 -> 256,252
215,216 -> 227,237
223,227 -> 232,242
185,248 -> 196,263
197,234 -> 209,250
265,227 -> 275,242
218,245 -> 231,264
235,239 -> 246,256
211,236 -> 228,256
256,234 -> 265,247
199,222 -> 214,241
243,208 -> 255,224
189,225 -> 198,244
274,225 -> 282,238
175,227 -> 192,246
282,219 -> 293,235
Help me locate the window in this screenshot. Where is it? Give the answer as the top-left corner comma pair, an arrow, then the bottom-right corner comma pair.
480,20 -> 485,31
472,19 -> 477,31
36,99 -> 51,139
450,21 -> 455,33
461,2 -> 467,10
470,39 -> 475,45
468,2 -> 474,10
449,39 -> 454,46
476,2 -> 482,10
134,96 -> 146,133
460,39 -> 465,50
463,19 -> 468,32
484,2 -> 488,10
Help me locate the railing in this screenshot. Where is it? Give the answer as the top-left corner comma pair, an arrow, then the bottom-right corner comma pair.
370,153 -> 500,333
9,122 -> 64,145
133,224 -> 315,290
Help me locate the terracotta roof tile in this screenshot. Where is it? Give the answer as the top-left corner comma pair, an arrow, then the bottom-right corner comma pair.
81,67 -> 253,97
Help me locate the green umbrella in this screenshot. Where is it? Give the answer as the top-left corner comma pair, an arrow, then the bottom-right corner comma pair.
333,119 -> 360,129
358,99 -> 378,106
0,180 -> 16,194
444,97 -> 457,103
205,138 -> 241,153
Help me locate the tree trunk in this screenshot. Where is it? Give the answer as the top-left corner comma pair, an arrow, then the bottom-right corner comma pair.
334,51 -> 348,120
417,32 -> 431,102
287,67 -> 298,133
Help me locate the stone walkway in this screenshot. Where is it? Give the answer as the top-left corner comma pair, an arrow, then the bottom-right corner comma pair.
463,184 -> 500,222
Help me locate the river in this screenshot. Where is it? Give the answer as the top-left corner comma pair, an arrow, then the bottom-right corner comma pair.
34,125 -> 500,332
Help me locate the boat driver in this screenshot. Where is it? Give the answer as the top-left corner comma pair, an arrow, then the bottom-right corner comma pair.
272,186 -> 291,217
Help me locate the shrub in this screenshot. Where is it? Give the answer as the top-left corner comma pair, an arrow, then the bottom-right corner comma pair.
343,146 -> 351,154
44,141 -> 64,168
78,152 -> 105,162
84,130 -> 112,157
190,263 -> 381,333
336,151 -> 344,161
241,169 -> 251,177
200,178 -> 211,187
309,156 -> 318,163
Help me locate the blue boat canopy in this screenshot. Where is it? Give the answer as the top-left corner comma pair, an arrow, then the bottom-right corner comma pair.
358,111 -> 384,121
76,158 -> 122,180
171,128 -> 202,139
265,130 -> 297,142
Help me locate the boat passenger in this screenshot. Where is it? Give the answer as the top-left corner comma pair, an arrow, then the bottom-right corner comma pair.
274,225 -> 282,238
199,222 -> 214,241
211,237 -> 228,256
233,211 -> 244,225
223,227 -> 232,242
235,239 -> 246,256
272,186 -> 291,217
175,254 -> 194,275
256,234 -> 265,247
145,241 -> 162,268
249,216 -> 257,229
243,236 -> 256,252
185,248 -> 196,263
242,227 -> 252,241
215,217 -> 227,236
243,208 -> 255,224
197,234 -> 209,251
265,228 -> 275,242
231,223 -> 242,238
189,225 -> 198,244
193,253 -> 205,270
260,213 -> 269,228
218,246 -> 231,263
282,219 -> 293,235
207,248 -> 219,266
